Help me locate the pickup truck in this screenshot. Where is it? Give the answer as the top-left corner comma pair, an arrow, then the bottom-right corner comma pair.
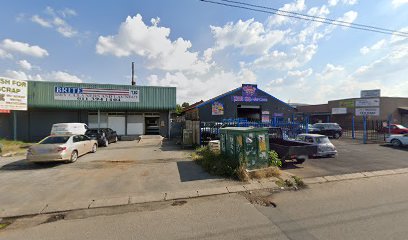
266,127 -> 318,167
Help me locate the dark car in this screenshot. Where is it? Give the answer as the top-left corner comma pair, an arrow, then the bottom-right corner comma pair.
85,128 -> 118,147
312,123 -> 342,139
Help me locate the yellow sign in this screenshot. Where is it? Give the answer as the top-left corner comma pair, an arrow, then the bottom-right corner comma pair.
339,99 -> 354,108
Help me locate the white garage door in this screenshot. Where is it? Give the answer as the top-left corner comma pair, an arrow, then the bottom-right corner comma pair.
127,114 -> 144,135
108,115 -> 126,135
88,113 -> 108,129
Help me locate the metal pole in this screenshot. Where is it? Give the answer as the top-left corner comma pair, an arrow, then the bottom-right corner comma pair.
97,109 -> 101,130
352,115 -> 355,139
306,115 -> 309,133
13,111 -> 17,141
387,114 -> 392,135
131,62 -> 135,86
363,115 -> 367,144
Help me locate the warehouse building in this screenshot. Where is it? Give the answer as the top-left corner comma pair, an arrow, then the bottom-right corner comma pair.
296,96 -> 408,126
0,81 -> 176,141
184,84 -> 295,122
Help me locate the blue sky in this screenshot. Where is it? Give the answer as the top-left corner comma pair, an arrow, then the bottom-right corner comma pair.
1,0 -> 408,104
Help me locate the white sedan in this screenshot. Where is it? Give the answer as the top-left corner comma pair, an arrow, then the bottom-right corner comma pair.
27,135 -> 98,163
385,134 -> 408,147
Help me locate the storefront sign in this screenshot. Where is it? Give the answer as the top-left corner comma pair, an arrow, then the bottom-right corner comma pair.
262,111 -> 270,115
232,96 -> 268,102
355,108 -> 380,116
332,108 -> 347,114
211,101 -> 224,115
361,89 -> 381,98
0,109 -> 11,113
273,113 -> 283,117
355,98 -> 380,107
0,78 -> 27,111
54,86 -> 139,102
242,84 -> 257,97
261,114 -> 270,123
339,99 -> 354,108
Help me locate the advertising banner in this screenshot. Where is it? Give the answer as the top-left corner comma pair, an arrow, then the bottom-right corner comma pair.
332,108 -> 347,114
232,96 -> 268,102
0,77 -> 27,111
355,98 -> 380,107
339,99 -> 354,108
355,108 -> 380,116
261,114 -> 270,123
361,89 -> 381,98
273,113 -> 284,117
54,86 -> 139,102
261,111 -> 270,115
242,84 -> 257,97
211,101 -> 224,115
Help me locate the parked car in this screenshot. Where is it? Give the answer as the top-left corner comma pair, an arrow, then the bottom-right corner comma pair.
312,123 -> 342,139
379,124 -> 408,135
27,135 -> 97,163
85,128 -> 118,147
51,123 -> 88,135
385,134 -> 408,147
296,124 -> 319,134
296,134 -> 337,157
267,127 -> 318,167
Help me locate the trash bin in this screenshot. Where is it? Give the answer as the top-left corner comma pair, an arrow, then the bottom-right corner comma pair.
220,127 -> 269,170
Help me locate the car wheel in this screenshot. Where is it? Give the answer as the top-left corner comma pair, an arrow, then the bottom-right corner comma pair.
391,139 -> 402,147
92,144 -> 97,153
69,150 -> 78,163
334,133 -> 340,139
104,138 -> 109,147
114,136 -> 118,143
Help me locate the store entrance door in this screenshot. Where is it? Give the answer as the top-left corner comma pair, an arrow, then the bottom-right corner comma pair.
145,117 -> 160,135
237,105 -> 261,121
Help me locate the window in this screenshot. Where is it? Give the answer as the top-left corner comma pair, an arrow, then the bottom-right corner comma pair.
73,136 -> 81,143
40,136 -> 70,144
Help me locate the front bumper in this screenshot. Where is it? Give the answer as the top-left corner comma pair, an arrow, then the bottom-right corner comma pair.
314,150 -> 338,157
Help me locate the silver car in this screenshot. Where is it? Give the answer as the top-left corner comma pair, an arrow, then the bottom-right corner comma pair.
296,134 -> 337,157
27,135 -> 98,163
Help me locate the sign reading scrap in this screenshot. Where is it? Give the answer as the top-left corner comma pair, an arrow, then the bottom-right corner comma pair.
211,101 -> 224,115
0,77 -> 27,111
54,86 -> 139,102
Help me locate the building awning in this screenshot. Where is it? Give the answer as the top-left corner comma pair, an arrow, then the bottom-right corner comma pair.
398,107 -> 408,113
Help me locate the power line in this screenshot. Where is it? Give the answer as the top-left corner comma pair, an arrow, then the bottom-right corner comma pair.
200,0 -> 408,38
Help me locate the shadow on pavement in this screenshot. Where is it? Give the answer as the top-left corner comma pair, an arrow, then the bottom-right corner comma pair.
0,159 -> 62,171
380,144 -> 408,152
161,139 -> 189,151
177,161 -> 221,182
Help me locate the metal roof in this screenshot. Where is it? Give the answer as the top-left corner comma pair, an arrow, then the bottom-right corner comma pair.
28,81 -> 176,111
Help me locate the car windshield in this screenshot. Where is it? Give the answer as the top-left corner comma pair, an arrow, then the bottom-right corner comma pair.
86,129 -> 99,135
315,136 -> 330,144
396,125 -> 406,129
40,136 -> 70,144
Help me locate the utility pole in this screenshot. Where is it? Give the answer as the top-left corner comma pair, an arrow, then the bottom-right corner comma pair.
131,62 -> 136,86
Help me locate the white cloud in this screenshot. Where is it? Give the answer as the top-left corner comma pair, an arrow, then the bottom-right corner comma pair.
337,11 -> 358,27
4,70 -> 42,81
0,48 -> 13,59
360,39 -> 387,55
392,0 -> 408,8
267,0 -> 306,26
342,0 -> 358,5
30,7 -> 78,38
48,71 -> 82,83
96,14 -> 212,74
31,15 -> 52,28
210,19 -> 286,55
1,39 -> 48,58
18,60 -> 32,70
328,0 -> 339,6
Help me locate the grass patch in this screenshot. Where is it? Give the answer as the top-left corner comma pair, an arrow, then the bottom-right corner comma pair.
0,222 -> 10,230
292,176 -> 306,188
248,167 -> 280,179
0,139 -> 31,156
192,146 -> 242,180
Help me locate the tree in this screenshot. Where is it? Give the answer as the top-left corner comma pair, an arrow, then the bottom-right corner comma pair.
181,102 -> 190,108
176,104 -> 183,115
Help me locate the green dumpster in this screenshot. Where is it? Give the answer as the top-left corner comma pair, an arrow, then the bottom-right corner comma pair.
220,127 -> 269,170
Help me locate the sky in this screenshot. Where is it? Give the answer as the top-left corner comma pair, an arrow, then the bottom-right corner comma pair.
1,0 -> 408,104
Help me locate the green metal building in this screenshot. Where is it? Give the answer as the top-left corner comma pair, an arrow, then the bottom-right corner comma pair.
0,81 -> 176,141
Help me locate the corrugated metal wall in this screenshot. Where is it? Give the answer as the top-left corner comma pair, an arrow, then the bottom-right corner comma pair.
28,81 -> 176,111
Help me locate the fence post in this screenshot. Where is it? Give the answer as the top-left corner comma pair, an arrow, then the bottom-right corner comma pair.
352,115 -> 355,139
363,115 -> 367,144
387,114 -> 392,135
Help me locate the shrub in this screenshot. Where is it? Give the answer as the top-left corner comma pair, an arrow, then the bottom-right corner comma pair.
268,150 -> 282,167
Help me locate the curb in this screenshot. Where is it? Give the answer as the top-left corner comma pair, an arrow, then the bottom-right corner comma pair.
0,181 -> 279,219
303,167 -> 408,185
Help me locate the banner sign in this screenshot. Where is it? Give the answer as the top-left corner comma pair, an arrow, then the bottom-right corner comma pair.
211,101 -> 224,115
355,98 -> 380,107
361,89 -> 381,98
339,99 -> 354,108
0,109 -> 11,113
273,113 -> 284,117
332,108 -> 347,114
0,78 -> 27,111
261,115 -> 270,123
54,86 -> 139,102
242,84 -> 257,97
232,96 -> 268,102
355,108 -> 380,116
261,111 -> 270,115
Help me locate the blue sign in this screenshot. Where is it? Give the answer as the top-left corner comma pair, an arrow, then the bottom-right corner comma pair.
232,96 -> 268,102
55,87 -> 83,94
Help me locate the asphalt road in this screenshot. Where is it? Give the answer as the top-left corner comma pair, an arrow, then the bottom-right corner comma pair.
2,172 -> 408,239
286,138 -> 408,178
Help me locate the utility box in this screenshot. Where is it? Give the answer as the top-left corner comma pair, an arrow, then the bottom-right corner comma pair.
220,127 -> 269,170
183,129 -> 193,147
